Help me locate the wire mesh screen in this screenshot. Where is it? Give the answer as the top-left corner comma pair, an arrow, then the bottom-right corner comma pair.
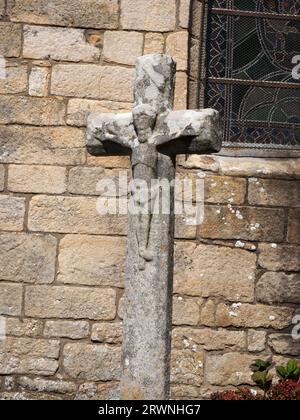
200,0 -> 300,149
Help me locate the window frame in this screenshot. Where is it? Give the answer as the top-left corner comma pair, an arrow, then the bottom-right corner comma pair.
193,0 -> 300,158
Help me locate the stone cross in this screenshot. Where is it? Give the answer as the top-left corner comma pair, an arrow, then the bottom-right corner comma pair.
87,54 -> 221,400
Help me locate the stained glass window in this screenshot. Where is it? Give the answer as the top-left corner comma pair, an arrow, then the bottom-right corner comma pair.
201,0 -> 300,149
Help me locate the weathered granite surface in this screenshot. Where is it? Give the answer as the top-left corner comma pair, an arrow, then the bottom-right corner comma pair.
87,54 -> 221,400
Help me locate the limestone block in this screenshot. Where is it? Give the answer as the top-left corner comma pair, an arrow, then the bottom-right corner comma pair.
58,235 -> 126,287
28,196 -> 127,235
0,233 -> 57,284
248,330 -> 266,352
24,25 -> 101,62
166,32 -> 188,71
67,98 -> 132,127
29,67 -> 50,97
121,0 -> 176,32
44,321 -> 90,339
91,322 -> 123,344
173,327 -> 246,351
144,33 -> 165,54
8,165 -> 67,194
0,126 -> 85,165
174,242 -> 256,302
103,31 -> 143,65
0,23 -> 22,57
68,166 -> 129,197
0,165 -> 4,191
179,0 -> 191,28
258,243 -> 300,271
18,377 -> 77,394
0,196 -> 25,231
199,205 -> 285,242
248,178 -> 300,207
25,285 -> 117,320
4,318 -> 43,338
287,209 -> 300,243
206,353 -> 257,386
257,272 -> 300,305
63,343 -> 121,380
0,96 -> 65,125
0,337 -> 59,375
173,297 -> 200,326
216,303 -> 294,329
0,64 -> 27,94
268,334 -> 300,356
171,349 -> 204,386
0,283 -> 23,316
7,0 -> 119,29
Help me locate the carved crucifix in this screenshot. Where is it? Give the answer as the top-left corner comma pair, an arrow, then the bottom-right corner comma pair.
87,54 -> 221,400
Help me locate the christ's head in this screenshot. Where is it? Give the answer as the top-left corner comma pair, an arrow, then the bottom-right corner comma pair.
133,104 -> 157,143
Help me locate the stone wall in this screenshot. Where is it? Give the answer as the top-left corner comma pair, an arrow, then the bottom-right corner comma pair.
0,0 -> 299,400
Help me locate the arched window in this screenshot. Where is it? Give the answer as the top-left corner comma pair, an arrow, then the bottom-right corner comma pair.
198,0 -> 300,152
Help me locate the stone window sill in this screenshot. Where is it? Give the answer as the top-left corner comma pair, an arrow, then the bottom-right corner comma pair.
177,154 -> 300,179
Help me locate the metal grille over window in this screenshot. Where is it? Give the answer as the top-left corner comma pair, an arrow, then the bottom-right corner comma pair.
200,0 -> 300,150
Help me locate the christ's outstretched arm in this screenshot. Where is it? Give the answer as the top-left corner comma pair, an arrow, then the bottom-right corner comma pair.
87,113 -> 137,155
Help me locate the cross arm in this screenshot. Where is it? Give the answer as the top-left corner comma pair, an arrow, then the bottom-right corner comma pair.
155,109 -> 222,155
86,113 -> 137,156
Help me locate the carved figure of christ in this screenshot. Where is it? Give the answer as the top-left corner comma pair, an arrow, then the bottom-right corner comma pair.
87,54 -> 221,400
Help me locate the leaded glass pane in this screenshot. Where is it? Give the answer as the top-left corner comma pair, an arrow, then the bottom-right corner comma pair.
202,0 -> 300,149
